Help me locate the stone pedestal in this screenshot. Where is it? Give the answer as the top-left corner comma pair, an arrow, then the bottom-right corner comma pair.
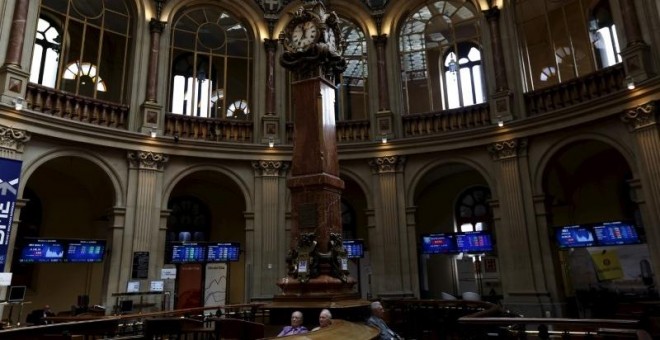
0,65 -> 28,106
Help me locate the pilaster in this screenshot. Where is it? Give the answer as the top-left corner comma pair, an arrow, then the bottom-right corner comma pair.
251,160 -> 289,299
0,125 -> 30,159
620,101 -> 660,285
368,156 -> 414,298
125,151 -> 168,285
488,139 -> 551,316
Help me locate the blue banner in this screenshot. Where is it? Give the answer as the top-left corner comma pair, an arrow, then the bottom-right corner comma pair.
0,158 -> 22,268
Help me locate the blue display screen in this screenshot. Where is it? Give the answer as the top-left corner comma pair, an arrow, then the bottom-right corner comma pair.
344,240 -> 364,258
65,240 -> 106,263
556,225 -> 596,248
593,221 -> 641,246
19,239 -> 65,263
456,232 -> 493,253
421,234 -> 458,254
207,242 -> 240,262
171,243 -> 206,263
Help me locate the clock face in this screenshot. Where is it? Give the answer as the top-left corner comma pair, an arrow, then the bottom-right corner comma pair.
290,21 -> 318,51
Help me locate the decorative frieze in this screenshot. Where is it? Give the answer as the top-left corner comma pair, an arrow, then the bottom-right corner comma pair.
252,160 -> 290,177
488,138 -> 527,160
127,151 -> 169,170
0,126 -> 30,153
621,101 -> 656,130
369,155 -> 406,174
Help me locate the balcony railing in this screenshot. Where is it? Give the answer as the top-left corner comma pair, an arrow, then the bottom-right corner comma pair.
285,119 -> 372,144
25,83 -> 129,129
164,113 -> 253,143
524,63 -> 626,116
402,102 -> 491,137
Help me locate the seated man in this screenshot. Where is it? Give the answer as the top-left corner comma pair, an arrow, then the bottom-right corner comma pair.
277,310 -> 308,337
26,305 -> 55,325
311,309 -> 332,331
367,301 -> 403,340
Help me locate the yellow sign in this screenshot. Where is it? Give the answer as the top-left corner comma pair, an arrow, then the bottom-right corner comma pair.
591,250 -> 623,281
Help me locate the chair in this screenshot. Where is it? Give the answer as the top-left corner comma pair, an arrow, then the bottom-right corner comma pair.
441,292 -> 457,300
462,292 -> 481,301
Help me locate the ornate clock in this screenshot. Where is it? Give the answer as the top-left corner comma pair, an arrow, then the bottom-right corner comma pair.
280,1 -> 345,78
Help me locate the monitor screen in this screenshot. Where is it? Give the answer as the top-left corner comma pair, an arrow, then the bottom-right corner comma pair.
7,285 -> 26,302
593,221 -> 641,246
150,280 -> 164,292
344,240 -> 365,258
421,234 -> 458,254
126,281 -> 140,293
206,242 -> 240,262
18,239 -> 65,263
171,243 -> 206,263
456,232 -> 494,253
65,240 -> 106,263
556,225 -> 596,248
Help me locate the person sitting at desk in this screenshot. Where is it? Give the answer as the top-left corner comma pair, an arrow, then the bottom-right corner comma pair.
312,309 -> 332,331
277,310 -> 308,337
26,305 -> 55,325
367,301 -> 403,340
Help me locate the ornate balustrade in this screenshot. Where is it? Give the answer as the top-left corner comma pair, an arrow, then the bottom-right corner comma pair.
285,119 -> 371,144
402,102 -> 491,137
163,113 -> 253,143
525,63 -> 626,116
25,83 -> 128,128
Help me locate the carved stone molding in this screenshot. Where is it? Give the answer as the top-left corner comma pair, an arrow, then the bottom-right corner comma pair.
252,160 -> 290,177
369,155 -> 406,174
488,138 -> 528,160
621,101 -> 656,130
127,151 -> 169,170
0,125 -> 30,152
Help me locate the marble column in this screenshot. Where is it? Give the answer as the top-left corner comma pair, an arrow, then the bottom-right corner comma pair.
620,101 -> 660,284
0,0 -> 30,105
251,160 -> 289,299
484,6 -> 513,124
372,35 -> 393,139
488,139 -> 551,316
618,0 -> 652,83
141,19 -> 166,133
262,39 -> 280,144
103,206 -> 127,311
368,156 -> 415,297
125,151 -> 168,282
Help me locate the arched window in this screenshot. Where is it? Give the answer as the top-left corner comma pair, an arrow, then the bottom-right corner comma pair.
442,43 -> 485,109
169,7 -> 252,119
32,0 -> 132,103
339,19 -> 369,121
454,186 -> 492,232
30,17 -> 60,87
400,1 -> 483,114
589,0 -> 620,69
516,0 -> 619,90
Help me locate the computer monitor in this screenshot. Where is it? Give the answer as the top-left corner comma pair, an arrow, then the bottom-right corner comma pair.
421,233 -> 458,254
126,281 -> 140,293
7,285 -> 26,302
555,225 -> 596,248
150,280 -> 164,292
592,221 -> 642,246
343,239 -> 365,258
456,231 -> 494,253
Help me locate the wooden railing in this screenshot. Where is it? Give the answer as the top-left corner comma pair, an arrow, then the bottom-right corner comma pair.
163,113 -> 253,142
402,102 -> 491,137
25,83 -> 129,129
524,63 -> 626,116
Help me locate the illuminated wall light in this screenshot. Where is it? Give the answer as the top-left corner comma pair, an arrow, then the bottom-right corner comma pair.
14,97 -> 24,111
150,129 -> 157,138
498,119 -> 504,127
268,137 -> 275,148
626,76 -> 635,90
381,135 -> 388,144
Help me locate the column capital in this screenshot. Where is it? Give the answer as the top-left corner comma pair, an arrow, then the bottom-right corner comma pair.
621,101 -> 657,130
252,160 -> 290,177
484,6 -> 501,21
127,150 -> 169,170
264,38 -> 279,51
0,125 -> 30,153
149,18 -> 166,34
372,34 -> 388,46
369,155 -> 406,174
488,138 -> 527,160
